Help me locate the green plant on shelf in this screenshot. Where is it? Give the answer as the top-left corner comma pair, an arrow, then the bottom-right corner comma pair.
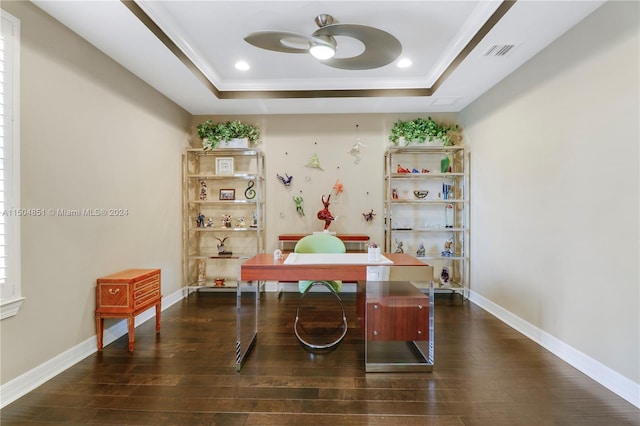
389,117 -> 459,146
196,119 -> 261,149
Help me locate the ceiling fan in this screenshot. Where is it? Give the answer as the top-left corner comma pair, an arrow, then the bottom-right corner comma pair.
244,14 -> 402,70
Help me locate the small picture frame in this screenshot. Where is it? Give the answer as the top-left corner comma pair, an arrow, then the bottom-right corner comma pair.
219,189 -> 235,200
215,157 -> 234,175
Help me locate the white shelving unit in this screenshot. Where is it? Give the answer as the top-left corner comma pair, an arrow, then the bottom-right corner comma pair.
384,145 -> 468,297
183,148 -> 265,294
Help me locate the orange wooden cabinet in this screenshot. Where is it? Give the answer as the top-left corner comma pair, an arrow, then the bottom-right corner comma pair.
95,269 -> 161,351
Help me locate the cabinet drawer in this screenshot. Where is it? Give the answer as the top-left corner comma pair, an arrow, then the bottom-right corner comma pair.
98,283 -> 130,308
134,273 -> 159,290
134,289 -> 160,309
367,301 -> 429,341
134,279 -> 159,299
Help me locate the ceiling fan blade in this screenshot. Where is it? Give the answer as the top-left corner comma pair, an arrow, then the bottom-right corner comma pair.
244,31 -> 312,54
312,24 -> 402,70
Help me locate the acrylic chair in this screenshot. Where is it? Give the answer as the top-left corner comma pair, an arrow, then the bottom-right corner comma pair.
293,233 -> 348,349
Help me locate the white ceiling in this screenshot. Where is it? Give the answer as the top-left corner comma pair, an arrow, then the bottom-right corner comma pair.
32,0 -> 605,115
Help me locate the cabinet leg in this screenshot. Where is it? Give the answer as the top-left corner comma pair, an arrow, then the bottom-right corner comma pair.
96,316 -> 104,351
127,316 -> 135,351
155,303 -> 161,333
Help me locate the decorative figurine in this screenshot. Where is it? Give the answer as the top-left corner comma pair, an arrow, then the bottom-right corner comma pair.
416,242 -> 425,257
222,214 -> 232,228
199,180 -> 208,200
236,216 -> 246,228
440,267 -> 450,286
441,238 -> 454,257
413,190 -> 428,199
306,153 -> 323,170
317,194 -> 335,230
440,183 -> 453,200
250,212 -> 258,228
196,213 -> 205,228
216,237 -> 232,256
422,168 -> 430,173
394,239 -> 404,253
273,249 -> 283,260
441,154 -> 451,173
277,173 -> 293,187
445,204 -> 454,228
362,209 -> 376,222
293,196 -> 305,216
333,180 -> 344,196
367,242 -> 381,262
392,188 -> 399,200
348,141 -> 367,164
197,259 -> 206,283
245,180 -> 256,199
214,277 -> 226,287
205,217 -> 214,228
411,168 -> 420,173
397,164 -> 411,173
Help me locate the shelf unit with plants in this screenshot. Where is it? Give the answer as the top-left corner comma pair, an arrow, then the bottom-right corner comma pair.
384,145 -> 468,297
183,148 -> 265,294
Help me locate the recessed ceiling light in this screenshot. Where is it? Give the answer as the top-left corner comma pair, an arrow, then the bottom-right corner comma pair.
397,58 -> 412,68
235,61 -> 250,71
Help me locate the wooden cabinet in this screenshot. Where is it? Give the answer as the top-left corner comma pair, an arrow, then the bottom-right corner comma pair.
95,268 -> 161,351
183,148 -> 265,293
357,280 -> 434,372
384,145 -> 468,297
278,234 -> 370,253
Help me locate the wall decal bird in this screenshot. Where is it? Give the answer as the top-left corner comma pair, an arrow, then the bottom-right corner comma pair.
362,209 -> 376,222
277,173 -> 293,186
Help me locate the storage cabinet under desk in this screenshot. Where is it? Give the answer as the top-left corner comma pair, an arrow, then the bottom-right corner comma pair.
357,280 -> 434,372
95,268 -> 161,351
278,234 -> 370,252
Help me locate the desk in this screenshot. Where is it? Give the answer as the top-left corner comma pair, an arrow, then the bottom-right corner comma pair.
236,253 -> 430,371
278,234 -> 370,252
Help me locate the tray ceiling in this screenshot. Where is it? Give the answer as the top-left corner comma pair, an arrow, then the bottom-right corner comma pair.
32,1 -> 605,115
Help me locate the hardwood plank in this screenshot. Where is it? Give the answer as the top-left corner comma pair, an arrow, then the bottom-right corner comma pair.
1,292 -> 638,426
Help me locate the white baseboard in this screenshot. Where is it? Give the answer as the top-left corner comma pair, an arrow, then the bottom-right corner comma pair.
0,288 -> 184,409
469,290 -> 640,409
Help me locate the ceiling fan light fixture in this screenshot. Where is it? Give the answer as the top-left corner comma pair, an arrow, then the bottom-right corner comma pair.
235,60 -> 250,71
244,14 -> 402,70
397,58 -> 412,68
309,35 -> 336,60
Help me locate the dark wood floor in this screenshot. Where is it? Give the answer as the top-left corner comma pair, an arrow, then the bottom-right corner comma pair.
2,291 -> 638,425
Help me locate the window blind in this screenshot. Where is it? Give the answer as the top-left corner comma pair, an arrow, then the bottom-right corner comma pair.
0,11 -> 22,318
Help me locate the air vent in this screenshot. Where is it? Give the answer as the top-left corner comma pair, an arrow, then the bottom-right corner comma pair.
484,44 -> 516,57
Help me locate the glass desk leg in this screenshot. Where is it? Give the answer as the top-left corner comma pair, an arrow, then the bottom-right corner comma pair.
235,265 -> 259,372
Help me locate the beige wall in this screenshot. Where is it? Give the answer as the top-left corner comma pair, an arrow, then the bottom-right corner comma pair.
460,0 -> 639,384
191,113 -> 459,254
0,1 -> 191,384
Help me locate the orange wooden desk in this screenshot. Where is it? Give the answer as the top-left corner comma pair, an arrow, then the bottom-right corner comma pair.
236,253 -> 429,370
